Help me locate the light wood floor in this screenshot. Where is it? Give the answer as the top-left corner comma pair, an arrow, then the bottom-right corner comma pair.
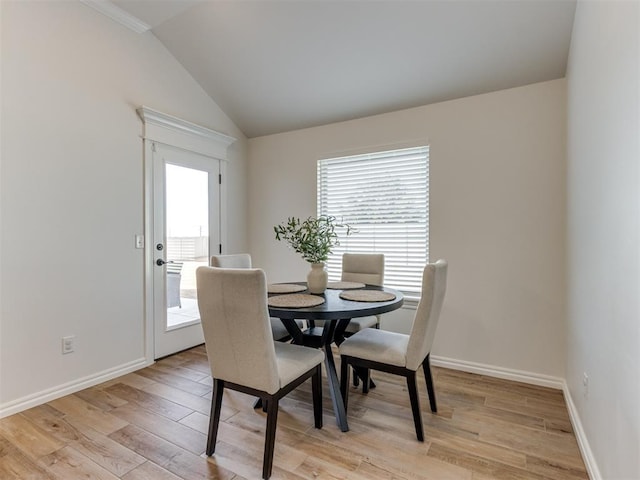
0,345 -> 588,479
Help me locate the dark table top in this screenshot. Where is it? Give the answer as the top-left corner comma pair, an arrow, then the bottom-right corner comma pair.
268,283 -> 404,320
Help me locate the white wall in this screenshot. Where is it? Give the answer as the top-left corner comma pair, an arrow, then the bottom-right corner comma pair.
0,1 -> 247,412
566,1 -> 640,479
248,79 -> 567,380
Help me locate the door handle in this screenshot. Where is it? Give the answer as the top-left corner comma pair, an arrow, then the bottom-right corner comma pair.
156,259 -> 175,266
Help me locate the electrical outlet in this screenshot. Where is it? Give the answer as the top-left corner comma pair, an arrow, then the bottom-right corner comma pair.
62,335 -> 75,354
582,372 -> 589,397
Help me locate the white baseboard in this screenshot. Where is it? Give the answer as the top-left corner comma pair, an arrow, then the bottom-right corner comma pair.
430,355 -> 565,389
0,356 -> 153,419
562,383 -> 602,480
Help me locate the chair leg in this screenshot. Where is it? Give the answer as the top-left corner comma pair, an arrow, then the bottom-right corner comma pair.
263,396 -> 279,479
406,372 -> 424,442
340,356 -> 350,413
422,354 -> 437,413
312,365 -> 323,428
253,397 -> 268,411
362,368 -> 371,394
352,366 -> 376,391
207,379 -> 225,456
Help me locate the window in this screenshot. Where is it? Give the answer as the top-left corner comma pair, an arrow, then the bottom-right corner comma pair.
318,145 -> 429,295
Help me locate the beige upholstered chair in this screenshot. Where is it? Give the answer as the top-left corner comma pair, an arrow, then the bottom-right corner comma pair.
337,253 -> 385,389
197,266 -> 324,479
341,253 -> 385,334
311,253 -> 384,333
210,254 -> 302,341
338,260 -> 448,441
210,253 -> 252,269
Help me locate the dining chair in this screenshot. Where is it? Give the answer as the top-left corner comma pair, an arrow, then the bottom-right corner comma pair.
336,253 -> 385,390
197,266 -> 324,479
341,253 -> 385,334
210,254 -> 304,341
312,253 -> 384,333
338,259 -> 448,441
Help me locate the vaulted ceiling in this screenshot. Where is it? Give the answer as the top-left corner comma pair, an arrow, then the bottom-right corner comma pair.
109,0 -> 576,138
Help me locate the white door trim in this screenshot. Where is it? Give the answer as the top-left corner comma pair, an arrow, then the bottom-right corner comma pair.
138,107 -> 236,158
138,107 -> 236,363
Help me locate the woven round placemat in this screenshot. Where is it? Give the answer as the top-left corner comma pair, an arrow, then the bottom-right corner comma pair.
268,293 -> 325,308
267,283 -> 307,294
326,281 -> 366,290
339,290 -> 396,302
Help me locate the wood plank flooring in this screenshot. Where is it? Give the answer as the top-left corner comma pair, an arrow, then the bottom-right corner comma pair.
0,345 -> 588,479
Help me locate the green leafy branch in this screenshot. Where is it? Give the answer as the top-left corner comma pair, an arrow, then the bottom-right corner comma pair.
274,215 -> 354,264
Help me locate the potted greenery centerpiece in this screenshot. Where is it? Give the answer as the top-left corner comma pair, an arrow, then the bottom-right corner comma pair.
274,215 -> 353,294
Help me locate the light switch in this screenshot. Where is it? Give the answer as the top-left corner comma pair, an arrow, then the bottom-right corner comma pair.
135,234 -> 144,249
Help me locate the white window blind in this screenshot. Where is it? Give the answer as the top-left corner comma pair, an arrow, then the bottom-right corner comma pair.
318,145 -> 429,295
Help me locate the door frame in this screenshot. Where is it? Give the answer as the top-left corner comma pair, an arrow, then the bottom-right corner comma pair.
152,146 -> 220,358
138,107 -> 236,363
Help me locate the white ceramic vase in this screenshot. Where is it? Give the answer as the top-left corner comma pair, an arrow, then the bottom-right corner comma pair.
307,262 -> 328,294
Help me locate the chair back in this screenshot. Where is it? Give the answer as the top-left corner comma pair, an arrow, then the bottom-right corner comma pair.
196,266 -> 280,394
405,260 -> 448,370
211,253 -> 252,269
341,253 -> 385,286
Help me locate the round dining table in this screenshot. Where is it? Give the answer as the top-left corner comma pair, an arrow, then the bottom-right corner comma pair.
268,283 -> 404,432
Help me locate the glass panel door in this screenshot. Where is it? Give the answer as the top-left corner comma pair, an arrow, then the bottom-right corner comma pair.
153,143 -> 219,358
